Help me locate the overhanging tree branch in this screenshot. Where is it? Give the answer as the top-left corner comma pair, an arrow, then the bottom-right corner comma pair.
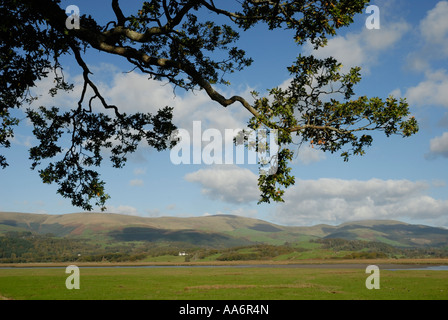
1,0 -> 419,210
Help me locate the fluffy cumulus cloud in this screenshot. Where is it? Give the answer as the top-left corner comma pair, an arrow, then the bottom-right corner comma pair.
405,2 -> 448,72
295,145 -> 326,165
28,63 -> 253,133
27,69 -> 83,111
420,1 -> 448,56
26,63 -> 257,170
427,132 -> 448,159
273,178 -> 448,226
404,70 -> 448,108
304,19 -> 410,73
184,165 -> 259,204
98,70 -> 253,134
400,2 -> 448,107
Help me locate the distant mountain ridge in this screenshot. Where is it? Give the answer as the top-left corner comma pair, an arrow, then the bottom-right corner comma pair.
0,211 -> 447,248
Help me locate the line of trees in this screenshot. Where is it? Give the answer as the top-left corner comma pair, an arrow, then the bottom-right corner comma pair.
215,244 -> 297,261
313,238 -> 448,259
1,231 -> 447,263
0,231 -> 138,263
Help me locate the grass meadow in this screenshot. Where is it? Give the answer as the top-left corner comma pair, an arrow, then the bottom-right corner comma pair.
0,264 -> 447,300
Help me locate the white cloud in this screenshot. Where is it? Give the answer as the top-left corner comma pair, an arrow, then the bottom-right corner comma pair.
27,69 -> 83,111
304,20 -> 410,73
102,71 -> 176,115
402,2 -> 448,71
404,69 -> 448,108
29,64 -> 253,135
427,132 -> 448,159
392,2 -> 448,110
295,145 -> 326,165
27,64 -> 258,172
420,1 -> 448,55
105,205 -> 140,216
273,178 -> 448,226
99,70 -> 253,133
184,165 -> 259,204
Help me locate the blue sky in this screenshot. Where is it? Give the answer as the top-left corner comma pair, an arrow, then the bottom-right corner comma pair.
2,0 -> 448,228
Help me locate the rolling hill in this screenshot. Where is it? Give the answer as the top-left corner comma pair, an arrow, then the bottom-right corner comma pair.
1,211 -> 448,248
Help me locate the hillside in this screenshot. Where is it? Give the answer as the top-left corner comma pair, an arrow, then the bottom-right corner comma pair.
1,211 -> 448,248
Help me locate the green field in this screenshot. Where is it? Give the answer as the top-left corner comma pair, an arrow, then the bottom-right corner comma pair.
0,264 -> 447,300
